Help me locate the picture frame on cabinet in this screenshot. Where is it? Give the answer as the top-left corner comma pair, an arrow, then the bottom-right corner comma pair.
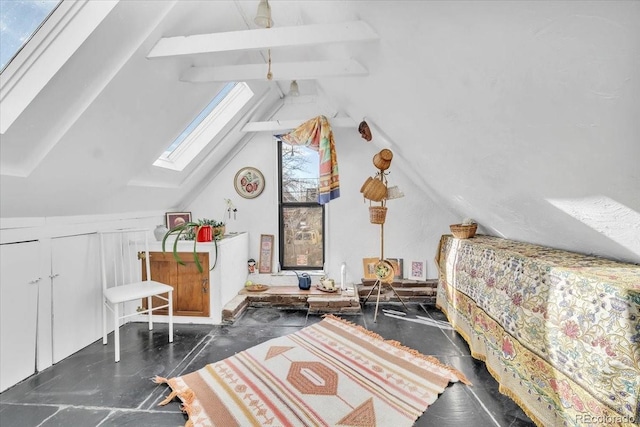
409,260 -> 426,280
166,212 -> 192,230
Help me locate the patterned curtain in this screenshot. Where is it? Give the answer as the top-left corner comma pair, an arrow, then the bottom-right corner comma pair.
276,115 -> 340,204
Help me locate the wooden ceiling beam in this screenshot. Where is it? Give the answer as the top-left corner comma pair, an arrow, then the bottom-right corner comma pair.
181,59 -> 367,82
147,21 -> 378,58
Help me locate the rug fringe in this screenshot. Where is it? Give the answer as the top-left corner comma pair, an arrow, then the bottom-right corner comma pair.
153,376 -> 168,385
155,375 -> 200,427
322,314 -> 472,385
152,376 -> 179,406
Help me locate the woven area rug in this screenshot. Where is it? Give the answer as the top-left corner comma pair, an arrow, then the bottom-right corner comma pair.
155,315 -> 470,427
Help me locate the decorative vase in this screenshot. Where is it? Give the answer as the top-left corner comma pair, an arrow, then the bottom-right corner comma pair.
154,224 -> 168,241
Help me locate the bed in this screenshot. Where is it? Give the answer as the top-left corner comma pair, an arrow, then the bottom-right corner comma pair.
435,234 -> 639,426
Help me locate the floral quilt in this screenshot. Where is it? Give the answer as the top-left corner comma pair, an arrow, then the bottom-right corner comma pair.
435,235 -> 640,427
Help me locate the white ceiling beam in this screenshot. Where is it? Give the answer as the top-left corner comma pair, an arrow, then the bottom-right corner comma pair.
147,21 -> 378,58
181,59 -> 367,83
242,117 -> 356,132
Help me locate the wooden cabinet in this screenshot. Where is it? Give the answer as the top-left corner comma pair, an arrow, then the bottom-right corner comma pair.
144,251 -> 210,317
147,232 -> 248,324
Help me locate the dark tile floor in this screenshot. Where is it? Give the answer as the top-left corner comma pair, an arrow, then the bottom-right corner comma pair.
0,303 -> 535,427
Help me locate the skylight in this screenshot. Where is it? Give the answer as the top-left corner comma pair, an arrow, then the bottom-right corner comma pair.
0,0 -> 62,72
153,82 -> 254,171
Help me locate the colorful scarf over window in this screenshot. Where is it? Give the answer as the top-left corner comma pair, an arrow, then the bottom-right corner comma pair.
276,115 -> 340,204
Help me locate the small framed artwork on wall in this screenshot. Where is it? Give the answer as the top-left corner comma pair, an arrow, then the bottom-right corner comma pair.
259,234 -> 274,273
409,261 -> 426,280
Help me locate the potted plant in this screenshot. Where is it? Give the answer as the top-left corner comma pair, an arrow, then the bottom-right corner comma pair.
161,219 -> 224,273
198,218 -> 226,240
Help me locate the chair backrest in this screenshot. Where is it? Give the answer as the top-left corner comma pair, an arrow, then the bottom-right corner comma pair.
99,229 -> 152,292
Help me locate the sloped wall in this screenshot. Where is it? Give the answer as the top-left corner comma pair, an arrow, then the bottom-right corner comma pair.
319,0 -> 640,263
1,1 -> 637,268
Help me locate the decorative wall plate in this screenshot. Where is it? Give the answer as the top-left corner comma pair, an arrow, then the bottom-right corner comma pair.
234,167 -> 265,199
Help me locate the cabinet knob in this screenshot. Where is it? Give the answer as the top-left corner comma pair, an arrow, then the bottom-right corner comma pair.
202,278 -> 208,294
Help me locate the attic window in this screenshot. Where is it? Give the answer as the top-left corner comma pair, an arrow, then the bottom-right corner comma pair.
153,82 -> 253,171
0,0 -> 62,72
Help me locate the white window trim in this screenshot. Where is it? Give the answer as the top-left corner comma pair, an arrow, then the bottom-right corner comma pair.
153,82 -> 253,172
0,0 -> 119,134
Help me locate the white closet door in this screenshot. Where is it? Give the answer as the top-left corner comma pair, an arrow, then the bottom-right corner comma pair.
51,234 -> 102,363
0,241 -> 40,392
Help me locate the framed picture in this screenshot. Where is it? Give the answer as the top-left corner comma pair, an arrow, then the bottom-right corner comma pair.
409,261 -> 426,280
234,167 -> 265,199
388,258 -> 404,280
166,212 -> 191,230
259,234 -> 274,273
362,257 -> 379,280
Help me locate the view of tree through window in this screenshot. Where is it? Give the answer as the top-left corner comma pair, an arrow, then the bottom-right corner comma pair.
279,141 -> 324,270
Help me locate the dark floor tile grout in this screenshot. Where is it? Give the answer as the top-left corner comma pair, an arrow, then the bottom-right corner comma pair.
0,304 -> 535,427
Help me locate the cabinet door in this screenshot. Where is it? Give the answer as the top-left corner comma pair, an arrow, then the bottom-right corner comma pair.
0,241 -> 39,392
51,234 -> 102,363
146,252 -> 209,317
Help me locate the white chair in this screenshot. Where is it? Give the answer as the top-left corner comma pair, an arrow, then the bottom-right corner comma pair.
99,229 -> 173,362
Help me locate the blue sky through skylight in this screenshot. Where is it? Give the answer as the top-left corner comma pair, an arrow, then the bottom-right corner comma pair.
0,0 -> 61,71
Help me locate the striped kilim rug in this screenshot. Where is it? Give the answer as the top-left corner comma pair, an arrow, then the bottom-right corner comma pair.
155,315 -> 470,427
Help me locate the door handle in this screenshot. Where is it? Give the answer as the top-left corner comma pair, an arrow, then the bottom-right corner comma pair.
28,277 -> 42,284
49,273 -> 59,279
202,278 -> 208,294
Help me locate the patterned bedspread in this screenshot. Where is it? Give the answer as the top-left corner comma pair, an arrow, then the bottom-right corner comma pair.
435,235 -> 640,427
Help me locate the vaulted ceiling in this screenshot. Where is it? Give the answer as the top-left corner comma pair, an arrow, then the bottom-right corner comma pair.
1,1 -> 638,263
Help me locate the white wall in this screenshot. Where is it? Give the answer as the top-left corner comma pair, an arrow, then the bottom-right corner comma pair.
321,0 -> 640,264
187,99 -> 456,282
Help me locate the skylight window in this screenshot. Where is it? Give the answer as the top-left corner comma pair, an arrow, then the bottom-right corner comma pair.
154,82 -> 254,171
0,0 -> 62,72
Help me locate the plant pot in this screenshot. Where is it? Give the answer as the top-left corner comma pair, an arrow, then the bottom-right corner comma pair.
213,225 -> 226,239
196,225 -> 213,242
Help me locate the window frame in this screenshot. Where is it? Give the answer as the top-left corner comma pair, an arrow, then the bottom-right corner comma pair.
153,82 -> 253,171
277,140 -> 325,271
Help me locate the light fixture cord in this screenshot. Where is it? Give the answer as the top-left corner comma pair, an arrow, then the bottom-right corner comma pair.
266,16 -> 273,80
